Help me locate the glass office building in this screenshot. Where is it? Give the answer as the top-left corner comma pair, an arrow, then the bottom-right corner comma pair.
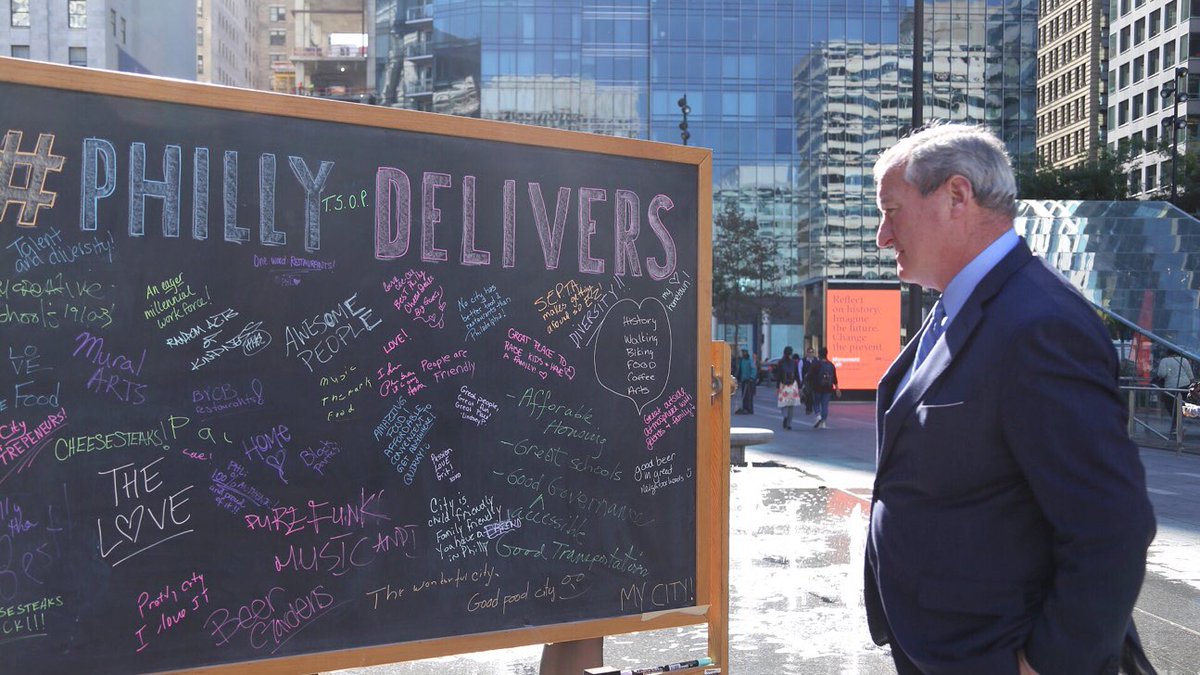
372,0 -> 1037,300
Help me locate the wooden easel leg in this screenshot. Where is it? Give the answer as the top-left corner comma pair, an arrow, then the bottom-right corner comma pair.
707,342 -> 731,671
539,637 -> 603,675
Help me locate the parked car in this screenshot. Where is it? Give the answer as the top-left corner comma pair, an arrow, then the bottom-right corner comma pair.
758,357 -> 783,384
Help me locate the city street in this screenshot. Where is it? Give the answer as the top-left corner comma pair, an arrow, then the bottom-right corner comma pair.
333,389 -> 1200,675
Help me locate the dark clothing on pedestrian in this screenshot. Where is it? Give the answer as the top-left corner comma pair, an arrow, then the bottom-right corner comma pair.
735,352 -> 756,414
800,354 -> 818,413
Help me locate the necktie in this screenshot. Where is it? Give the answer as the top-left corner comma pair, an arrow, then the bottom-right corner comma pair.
913,300 -> 946,373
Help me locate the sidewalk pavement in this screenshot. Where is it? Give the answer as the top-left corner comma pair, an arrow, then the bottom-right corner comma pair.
733,393 -> 1200,674
333,390 -> 1200,675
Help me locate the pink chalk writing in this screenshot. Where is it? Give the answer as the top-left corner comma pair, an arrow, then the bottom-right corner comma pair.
243,488 -> 387,536
1,407 -> 66,469
383,270 -> 446,329
376,361 -> 427,398
202,584 -> 335,653
133,571 -> 209,653
503,327 -> 576,381
642,387 -> 696,451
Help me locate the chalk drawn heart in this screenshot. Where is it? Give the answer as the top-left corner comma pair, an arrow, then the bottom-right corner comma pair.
593,297 -> 672,414
114,505 -> 145,542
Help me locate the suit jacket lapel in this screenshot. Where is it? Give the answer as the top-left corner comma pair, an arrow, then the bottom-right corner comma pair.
877,241 -> 1035,469
876,312 -> 927,463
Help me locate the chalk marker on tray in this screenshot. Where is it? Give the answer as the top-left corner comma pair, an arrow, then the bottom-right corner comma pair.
620,657 -> 714,675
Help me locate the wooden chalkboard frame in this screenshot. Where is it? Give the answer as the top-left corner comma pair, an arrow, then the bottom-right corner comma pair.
0,57 -> 723,674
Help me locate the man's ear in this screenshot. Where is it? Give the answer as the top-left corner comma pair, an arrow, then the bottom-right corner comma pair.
945,175 -> 974,210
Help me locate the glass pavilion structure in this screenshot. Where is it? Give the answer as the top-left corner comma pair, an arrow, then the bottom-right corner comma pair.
371,0 -> 1039,348
1017,200 -> 1200,362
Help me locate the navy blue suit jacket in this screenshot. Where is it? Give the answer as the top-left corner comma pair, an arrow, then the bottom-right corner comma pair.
866,241 -> 1156,674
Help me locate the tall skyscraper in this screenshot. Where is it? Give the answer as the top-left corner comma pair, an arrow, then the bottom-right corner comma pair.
370,0 -> 1036,341
197,0 -> 268,89
1035,0 -> 1108,169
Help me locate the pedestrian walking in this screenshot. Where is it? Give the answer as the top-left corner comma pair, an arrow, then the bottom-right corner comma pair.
866,123 -> 1156,673
800,347 -> 819,414
734,348 -> 756,414
806,347 -> 838,428
775,345 -> 801,429
1155,350 -> 1194,435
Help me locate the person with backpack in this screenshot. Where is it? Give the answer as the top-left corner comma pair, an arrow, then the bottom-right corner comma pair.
775,345 -> 801,429
806,347 -> 839,429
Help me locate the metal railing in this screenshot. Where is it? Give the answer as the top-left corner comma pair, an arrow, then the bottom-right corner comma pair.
407,3 -> 432,22
405,42 -> 431,58
406,77 -> 434,95
1121,382 -> 1193,454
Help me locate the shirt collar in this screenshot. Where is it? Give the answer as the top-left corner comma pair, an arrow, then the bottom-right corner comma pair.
940,229 -> 1019,324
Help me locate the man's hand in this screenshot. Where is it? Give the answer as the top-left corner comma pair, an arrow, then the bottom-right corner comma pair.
1018,650 -> 1040,675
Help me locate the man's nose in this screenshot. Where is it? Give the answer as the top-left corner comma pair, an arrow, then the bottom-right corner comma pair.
876,217 -> 893,249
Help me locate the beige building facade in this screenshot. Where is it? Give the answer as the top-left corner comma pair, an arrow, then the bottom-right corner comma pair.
1035,0 -> 1109,169
196,0 -> 267,89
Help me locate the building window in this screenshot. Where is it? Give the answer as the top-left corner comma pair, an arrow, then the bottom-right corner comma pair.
1146,124 -> 1158,148
10,45 -> 29,58
1151,10 -> 1161,37
1135,18 -> 1145,45
1150,49 -> 1160,74
1148,86 -> 1159,113
270,30 -> 286,46
270,5 -> 286,22
1120,27 -> 1130,52
1119,63 -> 1130,89
68,46 -> 86,67
1118,100 -> 1129,125
1167,1 -> 1178,27
1146,164 -> 1157,190
1134,56 -> 1144,82
68,0 -> 86,28
109,9 -> 116,36
198,55 -> 204,74
11,0 -> 29,27
121,17 -> 126,44
197,27 -> 204,47
1133,93 -> 1144,119
1165,40 -> 1176,68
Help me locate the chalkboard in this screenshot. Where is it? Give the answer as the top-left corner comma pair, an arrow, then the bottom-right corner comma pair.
0,58 -> 716,674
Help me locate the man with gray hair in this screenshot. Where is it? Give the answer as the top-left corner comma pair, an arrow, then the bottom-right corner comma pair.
865,123 -> 1157,674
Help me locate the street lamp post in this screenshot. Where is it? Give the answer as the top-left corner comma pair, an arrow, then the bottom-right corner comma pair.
905,0 -> 926,340
1161,66 -> 1189,203
677,95 -> 690,145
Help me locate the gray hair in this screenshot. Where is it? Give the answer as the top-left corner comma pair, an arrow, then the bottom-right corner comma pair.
874,122 -> 1018,219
